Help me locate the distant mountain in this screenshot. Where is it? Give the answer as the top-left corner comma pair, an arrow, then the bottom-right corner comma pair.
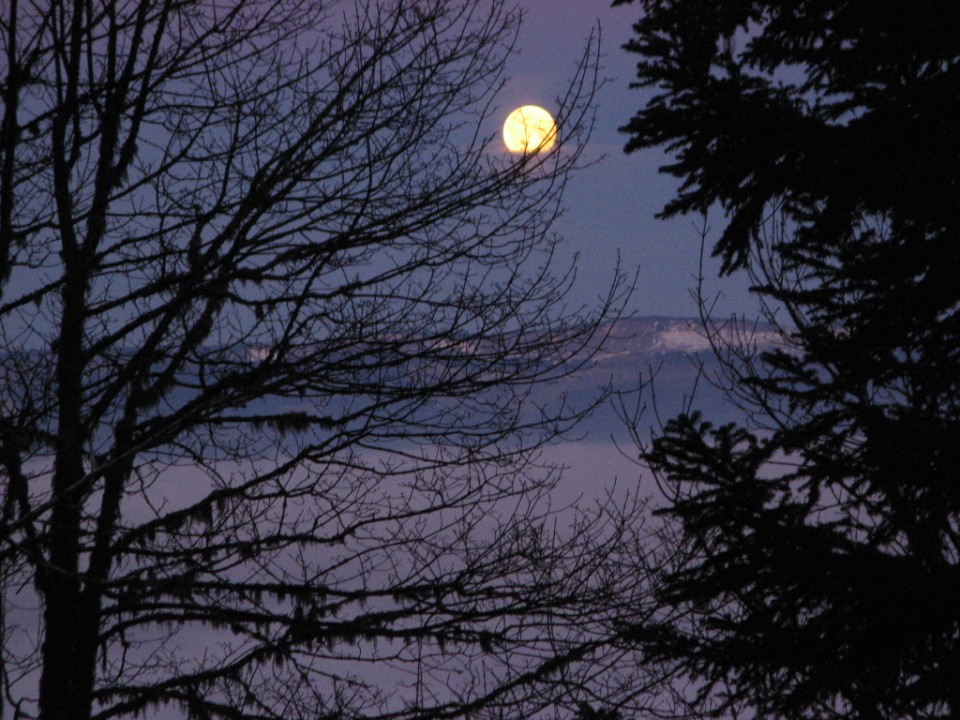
541,316 -> 779,442
20,316 -> 772,448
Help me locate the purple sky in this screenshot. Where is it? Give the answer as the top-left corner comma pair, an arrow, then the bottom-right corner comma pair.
505,1 -> 758,318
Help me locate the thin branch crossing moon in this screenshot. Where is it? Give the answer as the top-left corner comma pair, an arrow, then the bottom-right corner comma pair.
503,106 -> 557,154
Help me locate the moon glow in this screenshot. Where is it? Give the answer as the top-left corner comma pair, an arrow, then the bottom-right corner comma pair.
503,106 -> 557,154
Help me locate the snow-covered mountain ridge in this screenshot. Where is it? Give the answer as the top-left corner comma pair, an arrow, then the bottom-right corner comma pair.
550,316 -> 778,440
589,316 -> 779,357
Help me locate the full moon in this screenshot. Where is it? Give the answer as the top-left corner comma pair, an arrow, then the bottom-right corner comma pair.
503,105 -> 557,154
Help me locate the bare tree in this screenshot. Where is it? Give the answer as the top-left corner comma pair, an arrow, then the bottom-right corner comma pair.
0,1 -> 649,719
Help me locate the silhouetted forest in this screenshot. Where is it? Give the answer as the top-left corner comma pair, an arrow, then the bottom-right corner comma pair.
616,1 -> 960,718
2,1 -> 957,719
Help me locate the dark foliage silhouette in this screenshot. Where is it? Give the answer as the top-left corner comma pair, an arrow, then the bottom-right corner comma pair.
616,1 -> 960,718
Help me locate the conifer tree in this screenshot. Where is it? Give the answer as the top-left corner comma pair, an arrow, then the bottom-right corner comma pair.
616,2 -> 960,718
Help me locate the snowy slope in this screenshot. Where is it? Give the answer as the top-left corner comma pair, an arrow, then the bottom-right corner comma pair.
541,316 -> 780,441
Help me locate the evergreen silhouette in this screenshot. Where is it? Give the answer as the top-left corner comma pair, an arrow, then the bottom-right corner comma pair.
616,2 -> 960,718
